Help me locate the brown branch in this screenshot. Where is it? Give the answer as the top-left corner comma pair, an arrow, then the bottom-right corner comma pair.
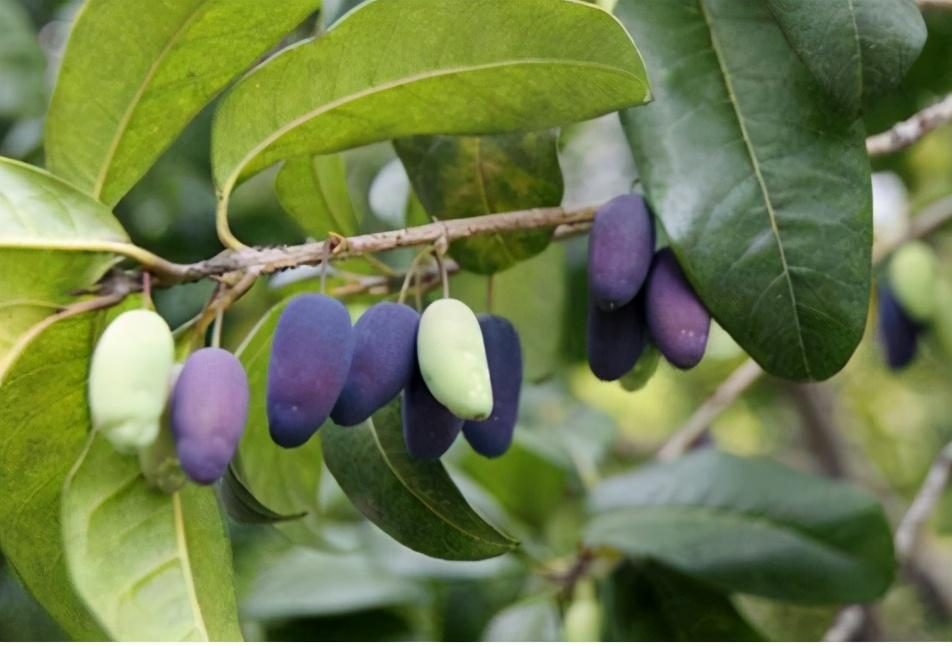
866,93 -> 952,157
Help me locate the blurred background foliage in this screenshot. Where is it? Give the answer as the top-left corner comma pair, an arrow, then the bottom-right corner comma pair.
2,0 -> 952,641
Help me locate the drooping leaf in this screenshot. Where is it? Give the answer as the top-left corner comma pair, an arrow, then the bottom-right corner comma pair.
766,0 -> 927,116
211,0 -> 650,239
585,450 -> 894,604
62,435 -> 242,641
275,154 -> 360,239
45,0 -> 321,206
322,399 -> 517,561
615,0 -> 872,381
601,561 -> 764,641
451,243 -> 566,381
394,130 -> 563,275
0,0 -> 46,119
0,158 -> 130,376
217,464 -> 307,525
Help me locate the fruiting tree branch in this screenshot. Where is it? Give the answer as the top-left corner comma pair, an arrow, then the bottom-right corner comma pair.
866,93 -> 952,157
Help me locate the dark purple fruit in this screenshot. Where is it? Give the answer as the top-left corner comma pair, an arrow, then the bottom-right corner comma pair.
587,194 -> 655,312
402,360 -> 462,460
462,315 -> 522,458
587,293 -> 646,381
171,348 -> 249,485
267,294 -> 354,448
878,284 -> 919,370
645,249 -> 711,370
331,302 -> 420,426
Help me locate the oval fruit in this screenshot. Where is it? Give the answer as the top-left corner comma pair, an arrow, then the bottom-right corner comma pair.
888,240 -> 937,322
462,315 -> 522,458
587,294 -> 646,381
402,361 -> 462,460
587,194 -> 655,311
88,309 -> 174,452
138,364 -> 187,494
645,248 -> 711,370
267,294 -> 354,448
331,302 -> 420,426
878,284 -> 919,370
416,298 -> 493,420
171,348 -> 249,484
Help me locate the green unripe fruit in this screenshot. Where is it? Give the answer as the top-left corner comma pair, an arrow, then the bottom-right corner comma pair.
138,365 -> 186,495
889,241 -> 938,322
417,298 -> 493,420
88,310 -> 174,452
933,279 -> 952,360
563,581 -> 602,642
619,342 -> 660,392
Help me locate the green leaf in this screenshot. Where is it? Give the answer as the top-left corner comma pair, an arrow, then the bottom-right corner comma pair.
0,158 -> 130,377
394,130 -> 563,275
601,561 -> 764,641
217,465 -> 307,525
45,0 -> 321,206
0,0 -> 46,119
235,298 -> 326,545
585,450 -> 895,604
615,0 -> 872,381
322,399 -> 517,561
0,310 -> 111,640
766,0 -> 926,116
211,0 -> 650,240
451,243 -> 566,381
62,435 -> 242,641
275,154 -> 360,239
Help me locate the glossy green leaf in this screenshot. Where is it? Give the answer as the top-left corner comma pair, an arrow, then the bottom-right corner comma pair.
0,158 -> 130,376
766,0 -> 926,116
616,0 -> 872,381
211,0 -> 650,240
451,243 -> 566,381
585,450 -> 895,603
322,399 -> 517,560
394,131 -> 563,275
46,0 -> 321,206
275,154 -> 360,239
602,561 -> 764,641
0,311 -> 111,640
0,0 -> 45,118
62,435 -> 242,641
217,465 -> 307,525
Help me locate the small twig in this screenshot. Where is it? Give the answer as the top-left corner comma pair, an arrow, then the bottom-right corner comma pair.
866,93 -> 952,157
918,0 -> 952,9
187,270 -> 260,350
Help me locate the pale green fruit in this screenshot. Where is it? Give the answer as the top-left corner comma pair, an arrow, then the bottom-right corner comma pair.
620,343 -> 660,392
563,581 -> 602,642
889,241 -> 938,322
417,298 -> 493,420
138,365 -> 186,494
932,279 -> 952,360
88,310 -> 174,452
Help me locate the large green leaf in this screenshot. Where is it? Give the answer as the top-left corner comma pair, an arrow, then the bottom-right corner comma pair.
45,0 -> 321,206
394,130 -> 563,275
0,0 -> 46,119
275,154 -> 360,239
0,311 -> 110,640
601,561 -> 764,641
211,0 -> 650,241
62,435 -> 242,641
322,399 -> 517,561
0,158 -> 130,378
766,0 -> 926,116
585,450 -> 894,604
616,0 -> 872,381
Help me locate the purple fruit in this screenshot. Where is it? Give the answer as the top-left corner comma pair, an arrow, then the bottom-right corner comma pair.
332,302 -> 420,426
267,294 -> 354,448
587,293 -> 646,381
463,315 -> 522,458
878,284 -> 919,370
587,194 -> 655,312
402,360 -> 462,460
645,249 -> 711,370
171,348 -> 249,485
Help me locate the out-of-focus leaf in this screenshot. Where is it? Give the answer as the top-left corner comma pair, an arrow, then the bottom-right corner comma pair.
483,595 -> 561,641
616,0 -> 872,381
586,450 -> 895,603
394,130 -> 563,274
46,0 -> 321,206
275,154 -> 360,239
322,399 -> 517,561
0,0 -> 45,118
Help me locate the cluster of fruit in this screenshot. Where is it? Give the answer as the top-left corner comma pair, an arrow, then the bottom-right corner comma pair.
586,194 -> 712,381
877,240 -> 950,370
266,294 -> 522,460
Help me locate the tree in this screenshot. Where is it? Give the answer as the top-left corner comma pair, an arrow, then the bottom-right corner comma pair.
1,0 -> 952,641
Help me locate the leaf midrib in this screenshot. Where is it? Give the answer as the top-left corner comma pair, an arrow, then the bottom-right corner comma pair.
698,0 -> 813,379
